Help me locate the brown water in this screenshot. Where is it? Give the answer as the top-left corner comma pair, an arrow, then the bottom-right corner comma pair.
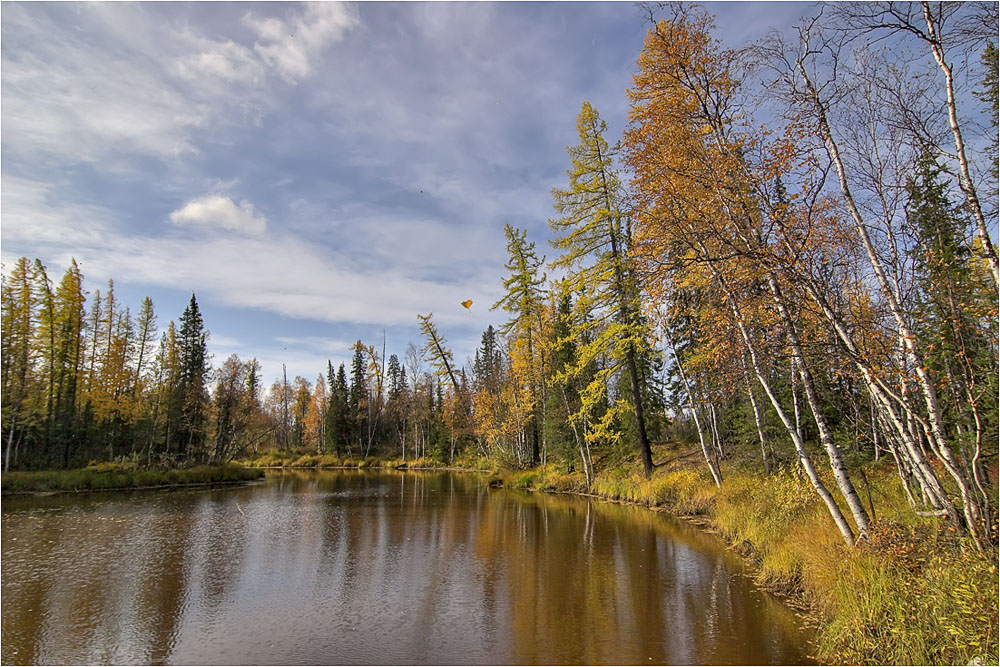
1,470 -> 814,665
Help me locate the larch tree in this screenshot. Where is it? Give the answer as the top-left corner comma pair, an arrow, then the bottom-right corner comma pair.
1,258 -> 37,472
492,224 -> 547,464
52,260 -> 87,466
417,313 -> 460,391
550,101 -> 655,477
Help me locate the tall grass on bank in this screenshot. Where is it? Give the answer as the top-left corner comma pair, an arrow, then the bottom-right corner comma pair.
1,462 -> 264,494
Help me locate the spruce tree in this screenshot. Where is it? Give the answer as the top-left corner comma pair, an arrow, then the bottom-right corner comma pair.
349,342 -> 367,451
175,293 -> 209,460
907,150 -> 999,446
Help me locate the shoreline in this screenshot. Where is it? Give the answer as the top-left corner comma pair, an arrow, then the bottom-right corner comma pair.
5,456 -> 994,663
1,464 -> 265,496
257,460 -> 823,609
2,476 -> 266,497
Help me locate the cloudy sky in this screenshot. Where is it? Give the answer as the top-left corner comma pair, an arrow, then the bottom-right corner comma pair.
1,1 -> 811,386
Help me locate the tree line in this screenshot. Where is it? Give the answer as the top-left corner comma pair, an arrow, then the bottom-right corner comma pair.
1,261 -> 216,471
2,2 -> 996,550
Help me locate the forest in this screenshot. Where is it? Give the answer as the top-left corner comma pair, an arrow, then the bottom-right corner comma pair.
3,1 -> 998,563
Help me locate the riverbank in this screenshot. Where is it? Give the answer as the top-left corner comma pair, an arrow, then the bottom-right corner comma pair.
240,451 -> 491,471
495,453 -> 997,666
1,463 -> 264,495
245,446 -> 997,665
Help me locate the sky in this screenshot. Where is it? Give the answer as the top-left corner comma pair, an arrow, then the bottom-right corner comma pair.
1,1 -> 813,388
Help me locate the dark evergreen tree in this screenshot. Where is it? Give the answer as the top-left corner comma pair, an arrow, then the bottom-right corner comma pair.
330,362 -> 351,456
387,354 -> 404,400
473,325 -> 503,394
349,342 -> 367,451
174,293 -> 209,460
907,150 -> 998,450
544,292 -> 580,467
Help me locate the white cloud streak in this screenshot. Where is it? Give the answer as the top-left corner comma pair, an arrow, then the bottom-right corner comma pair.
1,2 -> 360,167
5,177 -> 497,330
173,37 -> 264,85
244,2 -> 359,83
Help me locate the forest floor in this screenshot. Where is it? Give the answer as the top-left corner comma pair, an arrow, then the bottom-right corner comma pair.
0,462 -> 264,495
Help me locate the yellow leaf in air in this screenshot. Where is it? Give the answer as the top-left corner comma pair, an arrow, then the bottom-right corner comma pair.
461,300 -> 473,310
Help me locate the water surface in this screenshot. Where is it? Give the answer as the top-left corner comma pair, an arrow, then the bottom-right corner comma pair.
2,470 -> 814,664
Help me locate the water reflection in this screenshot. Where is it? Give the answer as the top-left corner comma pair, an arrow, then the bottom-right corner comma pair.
2,471 -> 813,665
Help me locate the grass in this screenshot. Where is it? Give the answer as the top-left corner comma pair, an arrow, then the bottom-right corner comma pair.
1,461 -> 264,494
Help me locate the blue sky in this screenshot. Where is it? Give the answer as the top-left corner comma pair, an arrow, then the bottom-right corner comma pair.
1,1 -> 812,386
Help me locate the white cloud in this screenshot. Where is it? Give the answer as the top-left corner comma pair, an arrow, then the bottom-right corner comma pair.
2,50 -> 206,165
243,2 -> 359,83
0,176 -> 117,245
1,4 -> 210,166
1,2 -> 360,169
173,37 -> 264,85
5,177 -> 496,329
170,194 -> 268,235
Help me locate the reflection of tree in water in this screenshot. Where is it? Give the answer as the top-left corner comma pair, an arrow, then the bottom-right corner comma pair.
1,471 -> 812,665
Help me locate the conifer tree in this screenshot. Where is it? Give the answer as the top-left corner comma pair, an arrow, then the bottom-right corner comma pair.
1,258 -> 37,471
52,260 -> 87,465
175,294 -> 209,460
349,342 -> 367,450
550,101 -> 655,477
417,314 -> 460,391
334,363 -> 350,455
493,224 -> 547,464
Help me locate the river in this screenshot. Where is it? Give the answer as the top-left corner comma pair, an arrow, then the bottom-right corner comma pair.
1,470 -> 814,665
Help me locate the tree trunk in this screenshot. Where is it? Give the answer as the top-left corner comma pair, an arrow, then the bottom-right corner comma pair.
768,273 -> 871,536
921,1 -> 999,287
4,424 -> 15,474
665,333 -> 722,487
795,47 -> 987,549
740,350 -> 770,474
700,253 -> 856,545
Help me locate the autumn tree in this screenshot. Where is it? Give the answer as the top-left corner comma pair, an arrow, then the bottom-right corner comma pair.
51,261 -> 87,466
760,8 -> 996,548
212,354 -> 262,463
1,258 -> 38,471
492,224 -> 547,464
625,7 -> 872,542
550,101 -> 656,477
